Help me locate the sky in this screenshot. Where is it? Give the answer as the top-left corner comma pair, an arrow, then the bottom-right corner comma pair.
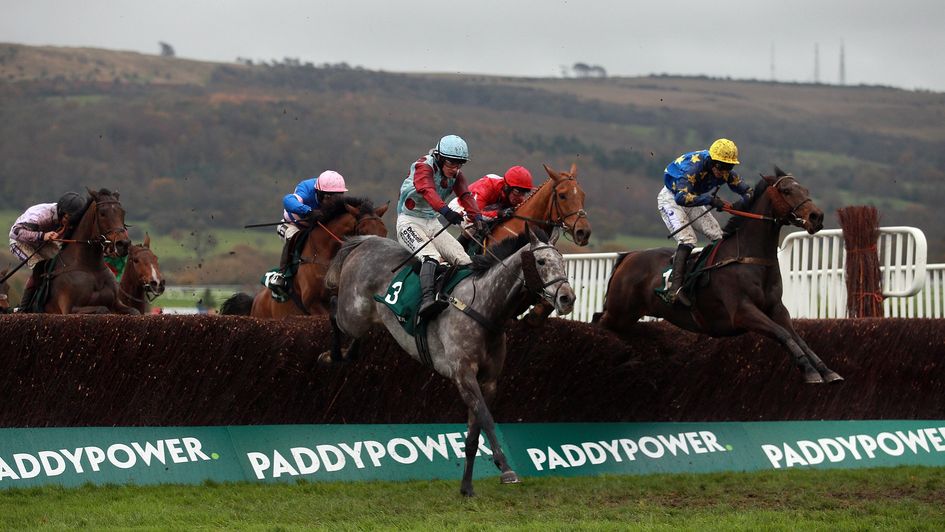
3,0 -> 944,92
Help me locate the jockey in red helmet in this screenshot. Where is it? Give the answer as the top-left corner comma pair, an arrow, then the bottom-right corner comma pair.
448,165 -> 535,230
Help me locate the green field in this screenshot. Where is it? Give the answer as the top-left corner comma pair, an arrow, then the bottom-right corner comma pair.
2,467 -> 943,529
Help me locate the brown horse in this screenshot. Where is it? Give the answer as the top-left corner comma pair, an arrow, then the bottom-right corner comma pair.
45,188 -> 137,314
482,162 -> 591,249
478,163 -> 590,325
221,197 -> 389,318
117,234 -> 165,314
0,269 -> 9,312
595,169 -> 842,384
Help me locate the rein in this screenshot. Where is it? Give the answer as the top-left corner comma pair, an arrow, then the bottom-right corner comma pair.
721,175 -> 812,226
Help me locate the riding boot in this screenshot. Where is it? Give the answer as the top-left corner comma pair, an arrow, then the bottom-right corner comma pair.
268,240 -> 292,292
17,262 -> 44,312
418,258 -> 447,320
666,244 -> 694,306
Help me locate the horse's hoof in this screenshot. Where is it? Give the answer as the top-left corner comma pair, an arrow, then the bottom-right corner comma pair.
803,370 -> 824,384
316,351 -> 335,366
460,486 -> 475,497
500,470 -> 520,484
823,371 -> 844,384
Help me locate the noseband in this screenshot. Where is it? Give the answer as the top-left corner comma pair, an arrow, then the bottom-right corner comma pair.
520,244 -> 569,305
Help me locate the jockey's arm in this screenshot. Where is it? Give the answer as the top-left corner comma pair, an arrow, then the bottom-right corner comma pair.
283,191 -> 312,219
452,174 -> 482,219
412,163 -> 449,212
727,171 -> 754,204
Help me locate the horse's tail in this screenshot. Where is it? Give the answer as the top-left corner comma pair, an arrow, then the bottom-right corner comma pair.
220,292 -> 254,315
325,236 -> 372,291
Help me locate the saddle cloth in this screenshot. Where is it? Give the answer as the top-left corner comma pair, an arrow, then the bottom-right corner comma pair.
374,263 -> 474,336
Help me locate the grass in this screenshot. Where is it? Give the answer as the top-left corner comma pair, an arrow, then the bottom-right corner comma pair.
0,467 -> 942,529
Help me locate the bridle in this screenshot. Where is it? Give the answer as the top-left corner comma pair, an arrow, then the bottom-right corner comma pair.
520,244 -> 570,306
118,248 -> 162,304
550,176 -> 588,239
768,175 -> 813,227
90,199 -> 129,256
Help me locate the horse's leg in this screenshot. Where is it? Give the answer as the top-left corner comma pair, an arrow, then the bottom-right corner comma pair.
770,304 -> 843,383
522,301 -> 552,328
454,365 -> 518,497
318,296 -> 359,364
733,305 -> 824,384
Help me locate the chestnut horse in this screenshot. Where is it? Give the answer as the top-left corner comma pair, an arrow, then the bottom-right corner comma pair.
221,197 -> 388,318
482,163 -> 591,248
477,163 -> 591,325
117,234 -> 165,314
44,188 -> 137,314
595,169 -> 842,384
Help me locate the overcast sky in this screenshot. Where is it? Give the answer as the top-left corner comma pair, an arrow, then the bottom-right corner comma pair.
3,0 -> 944,91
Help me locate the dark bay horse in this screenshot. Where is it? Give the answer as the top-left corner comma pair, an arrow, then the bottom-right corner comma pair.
479,163 -> 591,326
117,234 -> 165,314
221,197 -> 388,318
595,169 -> 842,384
0,270 -> 9,312
321,227 -> 575,496
45,188 -> 137,314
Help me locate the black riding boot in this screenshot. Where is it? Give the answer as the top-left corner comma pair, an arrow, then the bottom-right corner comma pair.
666,243 -> 693,306
17,261 -> 46,312
418,258 -> 447,319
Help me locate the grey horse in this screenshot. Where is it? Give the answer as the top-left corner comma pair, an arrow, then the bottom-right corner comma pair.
320,226 -> 576,496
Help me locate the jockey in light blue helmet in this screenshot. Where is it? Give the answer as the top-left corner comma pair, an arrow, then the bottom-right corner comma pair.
434,134 -> 469,163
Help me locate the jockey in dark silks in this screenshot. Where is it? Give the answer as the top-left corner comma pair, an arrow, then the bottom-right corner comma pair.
658,138 -> 753,306
264,170 -> 348,295
7,192 -> 87,311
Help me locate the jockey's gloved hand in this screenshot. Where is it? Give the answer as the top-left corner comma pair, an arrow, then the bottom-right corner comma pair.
730,199 -> 746,211
473,215 -> 490,235
439,206 -> 464,225
498,207 -> 515,220
710,197 -> 728,211
305,208 -> 322,222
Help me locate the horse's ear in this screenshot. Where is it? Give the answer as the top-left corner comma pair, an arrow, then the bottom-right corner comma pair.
543,163 -> 562,182
113,191 -> 120,200
345,203 -> 359,216
774,166 -> 787,178
86,187 -> 98,201
526,223 -> 540,245
143,233 -> 151,248
375,202 -> 390,217
549,226 -> 562,245
569,162 -> 578,177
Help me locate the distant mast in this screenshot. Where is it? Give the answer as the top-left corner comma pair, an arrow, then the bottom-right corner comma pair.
770,42 -> 776,81
839,41 -> 846,85
814,43 -> 820,84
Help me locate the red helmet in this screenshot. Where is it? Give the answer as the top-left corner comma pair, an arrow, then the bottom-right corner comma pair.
503,166 -> 534,189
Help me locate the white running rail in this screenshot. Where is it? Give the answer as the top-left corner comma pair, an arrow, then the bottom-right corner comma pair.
558,226 -> 939,322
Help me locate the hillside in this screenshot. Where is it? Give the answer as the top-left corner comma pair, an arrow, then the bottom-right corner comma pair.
2,43 -> 944,285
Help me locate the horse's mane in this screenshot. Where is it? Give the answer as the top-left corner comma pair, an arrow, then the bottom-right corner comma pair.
721,174 -> 774,237
470,227 -> 550,276
314,196 -> 376,224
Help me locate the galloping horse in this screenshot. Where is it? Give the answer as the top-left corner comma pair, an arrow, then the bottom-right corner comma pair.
0,270 -> 10,312
482,163 -> 591,248
595,169 -> 842,384
45,188 -> 137,314
320,227 -> 576,496
478,163 -> 590,325
221,197 -> 388,318
117,234 -> 165,314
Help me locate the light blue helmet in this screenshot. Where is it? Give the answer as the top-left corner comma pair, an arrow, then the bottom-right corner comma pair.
434,134 -> 469,161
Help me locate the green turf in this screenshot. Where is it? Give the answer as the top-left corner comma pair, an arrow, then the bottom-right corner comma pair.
1,466 -> 942,530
